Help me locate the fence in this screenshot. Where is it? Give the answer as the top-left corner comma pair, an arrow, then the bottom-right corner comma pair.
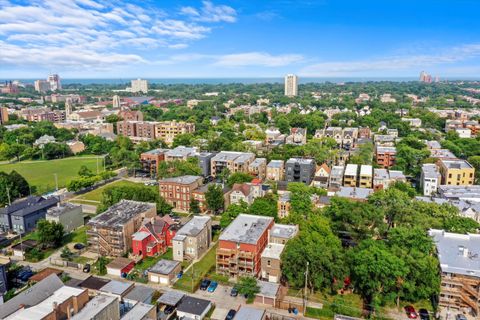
50,258 -> 84,270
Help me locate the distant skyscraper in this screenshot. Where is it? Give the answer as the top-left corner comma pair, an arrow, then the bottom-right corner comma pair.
34,80 -> 50,93
48,74 -> 61,91
284,74 -> 298,96
419,71 -> 432,83
130,78 -> 148,93
65,98 -> 73,117
112,95 -> 121,109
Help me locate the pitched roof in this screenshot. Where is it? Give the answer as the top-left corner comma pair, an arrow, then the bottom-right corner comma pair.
231,183 -> 252,197
0,274 -> 64,319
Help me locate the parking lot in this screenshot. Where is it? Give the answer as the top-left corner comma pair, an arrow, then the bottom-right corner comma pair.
194,283 -> 246,311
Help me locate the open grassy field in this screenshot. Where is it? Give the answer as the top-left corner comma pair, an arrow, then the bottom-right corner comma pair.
0,156 -> 105,194
71,180 -> 157,204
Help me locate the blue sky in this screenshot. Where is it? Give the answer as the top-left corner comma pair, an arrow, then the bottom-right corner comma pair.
1,0 -> 480,78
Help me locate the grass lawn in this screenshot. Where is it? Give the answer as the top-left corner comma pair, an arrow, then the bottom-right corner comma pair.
72,180 -> 156,203
173,243 -> 218,292
66,226 -> 88,244
134,248 -> 173,273
72,256 -> 92,264
0,156 -> 105,194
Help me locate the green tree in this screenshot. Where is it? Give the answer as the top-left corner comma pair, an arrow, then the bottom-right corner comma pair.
249,196 -> 277,220
282,215 -> 345,292
467,155 -> 480,183
78,165 -> 94,177
349,240 -> 408,308
205,184 -> 225,214
220,202 -> 248,228
227,172 -> 254,188
237,276 -> 260,302
60,247 -> 74,261
96,257 -> 108,275
37,219 -> 65,249
189,198 -> 201,214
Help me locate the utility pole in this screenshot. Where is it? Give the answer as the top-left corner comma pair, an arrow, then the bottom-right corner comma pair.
96,157 -> 99,174
304,261 -> 309,313
6,186 -> 11,206
54,173 -> 58,191
191,264 -> 194,292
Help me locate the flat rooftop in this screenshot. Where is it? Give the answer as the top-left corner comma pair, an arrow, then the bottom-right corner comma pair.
360,165 -> 372,176
267,160 -> 284,168
219,214 -> 273,244
173,216 -> 210,239
121,302 -> 155,320
286,158 -> 315,165
376,146 -> 396,153
429,229 -> 480,278
46,202 -> 81,217
373,168 -> 389,180
157,290 -> 185,306
159,175 -> 202,185
336,187 -> 373,200
330,166 -> 345,176
344,164 -> 358,176
88,200 -> 155,230
211,151 -> 254,163
270,223 -> 298,239
71,295 -> 117,319
100,279 -> 134,296
149,259 -> 180,275
440,159 -> 473,169
165,146 -> 197,158
261,243 -> 285,259
234,306 -> 266,320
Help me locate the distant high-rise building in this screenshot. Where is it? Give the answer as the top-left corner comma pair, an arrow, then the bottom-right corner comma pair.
129,78 -> 148,93
419,71 -> 432,83
48,74 -> 61,91
65,98 -> 73,117
34,74 -> 61,92
112,95 -> 121,109
34,80 -> 51,93
284,74 -> 298,96
0,107 -> 9,124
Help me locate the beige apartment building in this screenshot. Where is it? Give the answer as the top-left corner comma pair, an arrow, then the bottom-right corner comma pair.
343,164 -> 358,187
210,151 -> 256,177
155,121 -> 195,146
266,160 -> 285,181
438,159 -> 475,186
173,216 -> 212,261
359,165 -> 373,188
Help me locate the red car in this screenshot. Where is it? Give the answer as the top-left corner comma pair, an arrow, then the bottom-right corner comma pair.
404,306 -> 418,319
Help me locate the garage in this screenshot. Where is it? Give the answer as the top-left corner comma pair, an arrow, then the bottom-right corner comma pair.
106,257 -> 135,277
147,259 -> 181,285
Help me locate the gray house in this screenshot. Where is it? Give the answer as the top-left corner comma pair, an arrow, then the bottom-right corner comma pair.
285,158 -> 316,185
0,196 -> 59,234
196,152 -> 216,177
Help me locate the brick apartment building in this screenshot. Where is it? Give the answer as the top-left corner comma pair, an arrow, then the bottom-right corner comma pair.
216,214 -> 275,278
376,146 -> 397,168
159,175 -> 203,212
139,148 -> 169,177
117,120 -> 195,145
87,200 -> 157,257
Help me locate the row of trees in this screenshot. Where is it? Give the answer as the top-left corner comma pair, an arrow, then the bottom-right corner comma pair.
280,183 -> 479,313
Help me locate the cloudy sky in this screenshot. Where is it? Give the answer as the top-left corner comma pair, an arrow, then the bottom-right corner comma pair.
1,0 -> 480,78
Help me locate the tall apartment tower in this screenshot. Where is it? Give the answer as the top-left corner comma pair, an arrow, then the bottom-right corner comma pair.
284,74 -> 298,96
112,95 -> 121,109
48,74 -> 61,91
131,78 -> 148,93
65,98 -> 73,118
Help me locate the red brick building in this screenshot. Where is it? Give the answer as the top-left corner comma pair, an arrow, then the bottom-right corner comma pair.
216,214 -> 274,278
376,146 -> 397,168
140,148 -> 169,177
131,215 -> 177,259
159,175 -> 203,213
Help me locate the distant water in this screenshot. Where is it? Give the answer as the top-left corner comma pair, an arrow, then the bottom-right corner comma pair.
5,76 -> 480,85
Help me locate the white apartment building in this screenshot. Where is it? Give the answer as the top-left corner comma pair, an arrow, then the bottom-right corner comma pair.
421,164 -> 441,196
284,74 -> 298,97
129,78 -> 148,93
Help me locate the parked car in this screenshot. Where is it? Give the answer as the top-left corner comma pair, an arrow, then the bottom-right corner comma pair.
404,305 -> 418,319
17,268 -> 34,282
225,309 -> 236,320
200,278 -> 211,290
230,287 -> 238,297
164,305 -> 175,315
177,270 -> 183,278
207,281 -> 218,292
455,315 -> 467,320
83,263 -> 91,273
419,309 -> 430,320
212,224 -> 222,231
73,243 -> 85,250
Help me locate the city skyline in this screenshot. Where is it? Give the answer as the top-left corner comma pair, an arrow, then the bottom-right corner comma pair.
1,0 -> 480,78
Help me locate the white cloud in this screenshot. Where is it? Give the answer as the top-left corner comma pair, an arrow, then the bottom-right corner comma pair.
213,52 -> 304,67
300,44 -> 480,76
0,0 -> 236,71
181,1 -> 237,23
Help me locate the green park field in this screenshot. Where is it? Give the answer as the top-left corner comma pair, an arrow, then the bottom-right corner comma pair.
0,156 -> 105,194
